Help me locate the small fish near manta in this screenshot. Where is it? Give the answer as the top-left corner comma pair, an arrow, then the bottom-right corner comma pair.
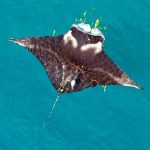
10,23 -> 142,93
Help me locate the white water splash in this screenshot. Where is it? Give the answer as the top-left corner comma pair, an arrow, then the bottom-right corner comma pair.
42,93 -> 61,128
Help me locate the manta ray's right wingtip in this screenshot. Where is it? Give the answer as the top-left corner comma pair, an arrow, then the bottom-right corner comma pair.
137,85 -> 143,90
123,82 -> 143,90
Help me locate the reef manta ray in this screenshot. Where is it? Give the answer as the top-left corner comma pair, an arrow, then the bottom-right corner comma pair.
10,23 -> 142,93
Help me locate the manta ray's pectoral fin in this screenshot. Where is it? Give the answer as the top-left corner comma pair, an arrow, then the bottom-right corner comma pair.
90,51 -> 143,90
9,37 -> 56,63
9,37 -> 65,91
9,37 -> 99,93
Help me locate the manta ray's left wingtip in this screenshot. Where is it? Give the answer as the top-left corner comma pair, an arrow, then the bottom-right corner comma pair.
9,38 -> 31,48
9,38 -> 18,43
9,38 -> 21,45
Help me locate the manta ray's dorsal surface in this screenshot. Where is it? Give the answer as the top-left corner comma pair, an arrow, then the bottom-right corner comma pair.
10,23 -> 142,93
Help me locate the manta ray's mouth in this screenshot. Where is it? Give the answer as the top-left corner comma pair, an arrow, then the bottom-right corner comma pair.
72,23 -> 105,40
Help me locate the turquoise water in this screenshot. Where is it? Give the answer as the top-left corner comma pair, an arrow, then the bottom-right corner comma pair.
0,0 -> 150,149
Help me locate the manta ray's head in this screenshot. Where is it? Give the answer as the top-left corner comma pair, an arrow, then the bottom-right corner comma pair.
63,23 -> 105,55
72,23 -> 105,41
67,23 -> 105,46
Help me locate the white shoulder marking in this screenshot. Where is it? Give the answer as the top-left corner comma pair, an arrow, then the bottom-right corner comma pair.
63,30 -> 78,48
80,42 -> 103,54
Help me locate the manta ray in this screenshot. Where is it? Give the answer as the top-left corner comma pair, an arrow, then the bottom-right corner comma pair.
10,23 -> 142,93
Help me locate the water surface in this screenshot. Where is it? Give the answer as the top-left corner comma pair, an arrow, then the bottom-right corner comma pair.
0,0 -> 150,149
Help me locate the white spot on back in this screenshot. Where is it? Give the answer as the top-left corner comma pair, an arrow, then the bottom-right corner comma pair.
63,30 -> 78,48
71,80 -> 76,89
